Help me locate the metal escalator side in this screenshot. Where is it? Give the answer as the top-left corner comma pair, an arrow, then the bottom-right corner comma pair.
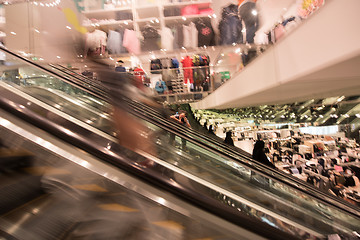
1,48 -> 360,239
0,110 -> 254,240
42,61 -> 360,219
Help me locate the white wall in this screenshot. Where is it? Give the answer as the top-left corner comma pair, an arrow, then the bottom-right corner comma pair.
191,0 -> 360,110
5,0 -> 84,62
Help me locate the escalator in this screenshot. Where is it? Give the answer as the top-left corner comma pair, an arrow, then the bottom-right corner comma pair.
0,110 -> 249,240
1,49 -> 360,239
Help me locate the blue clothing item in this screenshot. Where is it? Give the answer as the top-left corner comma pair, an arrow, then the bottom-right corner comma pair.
171,58 -> 179,68
115,66 -> 126,72
171,58 -> 180,73
219,4 -> 243,45
155,80 -> 167,94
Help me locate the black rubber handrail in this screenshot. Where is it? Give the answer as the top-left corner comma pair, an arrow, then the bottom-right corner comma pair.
0,47 -> 109,103
0,82 -> 297,240
40,58 -> 360,217
3,46 -> 360,217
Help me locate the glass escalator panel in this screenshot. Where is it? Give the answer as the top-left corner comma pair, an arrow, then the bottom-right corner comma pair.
0,50 -> 115,137
0,112 -> 251,240
1,49 -> 360,239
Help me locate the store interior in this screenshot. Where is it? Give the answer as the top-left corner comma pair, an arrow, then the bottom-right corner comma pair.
1,0 -> 360,239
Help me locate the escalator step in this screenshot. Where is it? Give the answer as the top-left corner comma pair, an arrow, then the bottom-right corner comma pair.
72,184 -> 108,193
0,149 -> 34,171
151,220 -> 184,230
97,203 -> 139,213
0,172 -> 43,215
23,166 -> 72,176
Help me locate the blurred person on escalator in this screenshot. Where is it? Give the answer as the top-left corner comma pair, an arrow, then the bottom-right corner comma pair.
93,62 -> 164,167
170,112 -> 191,151
252,140 -> 276,169
224,131 -> 234,146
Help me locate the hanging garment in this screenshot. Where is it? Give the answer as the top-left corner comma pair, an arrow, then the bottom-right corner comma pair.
85,29 -> 107,56
115,11 -> 133,20
183,22 -> 198,48
161,27 -> 174,51
195,18 -> 215,47
219,4 -> 243,45
150,59 -> 162,74
171,25 -> 183,49
181,5 -> 199,16
155,80 -> 167,94
141,25 -> 161,51
181,56 -> 193,84
107,30 -> 122,54
122,29 -> 140,54
164,7 -> 181,17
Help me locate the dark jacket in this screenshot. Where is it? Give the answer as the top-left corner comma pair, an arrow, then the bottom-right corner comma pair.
224,131 -> 234,146
219,4 -> 243,45
252,140 -> 276,168
141,26 -> 160,51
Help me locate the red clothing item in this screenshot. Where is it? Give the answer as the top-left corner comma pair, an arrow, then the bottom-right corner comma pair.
134,67 -> 145,90
181,56 -> 193,84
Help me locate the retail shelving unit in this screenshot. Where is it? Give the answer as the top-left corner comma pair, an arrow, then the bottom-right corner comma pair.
81,0 -> 214,52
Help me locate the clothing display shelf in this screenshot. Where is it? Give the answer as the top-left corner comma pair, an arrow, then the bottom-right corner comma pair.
83,20 -> 134,28
81,0 -> 213,33
171,75 -> 185,93
83,7 -> 133,20
164,14 -> 212,25
162,0 -> 211,7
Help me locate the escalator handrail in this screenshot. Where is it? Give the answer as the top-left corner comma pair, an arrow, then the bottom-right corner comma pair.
126,99 -> 360,217
2,46 -> 360,217
0,46 -> 109,103
0,82 -> 297,240
30,58 -> 360,217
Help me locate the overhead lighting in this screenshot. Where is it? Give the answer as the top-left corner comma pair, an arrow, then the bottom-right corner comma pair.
10,31 -> 16,35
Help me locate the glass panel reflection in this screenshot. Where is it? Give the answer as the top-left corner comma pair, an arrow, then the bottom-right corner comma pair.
0,48 -> 360,239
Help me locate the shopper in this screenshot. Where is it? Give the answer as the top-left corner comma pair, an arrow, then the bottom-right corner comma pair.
115,60 -> 126,72
170,112 -> 191,150
224,131 -> 234,146
239,0 -> 259,44
252,140 -> 276,168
